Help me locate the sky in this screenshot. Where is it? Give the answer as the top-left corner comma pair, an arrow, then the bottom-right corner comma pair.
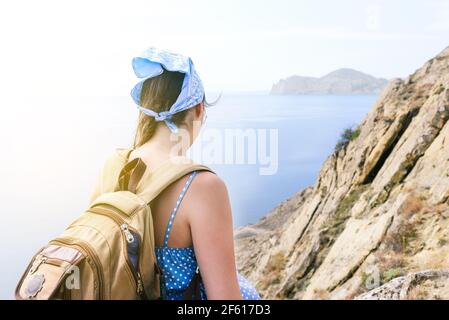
0,0 -> 448,96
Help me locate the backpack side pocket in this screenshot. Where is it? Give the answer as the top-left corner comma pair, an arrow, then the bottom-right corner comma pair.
15,244 -> 84,300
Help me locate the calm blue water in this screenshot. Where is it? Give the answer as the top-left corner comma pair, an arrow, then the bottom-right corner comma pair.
0,93 -> 377,298
195,93 -> 376,226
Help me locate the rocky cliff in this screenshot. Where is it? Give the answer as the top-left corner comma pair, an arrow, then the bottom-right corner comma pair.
236,46 -> 449,299
270,68 -> 388,95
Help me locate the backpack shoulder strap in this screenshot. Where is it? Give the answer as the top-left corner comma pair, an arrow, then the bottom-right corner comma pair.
135,156 -> 214,204
89,148 -> 134,204
116,157 -> 147,194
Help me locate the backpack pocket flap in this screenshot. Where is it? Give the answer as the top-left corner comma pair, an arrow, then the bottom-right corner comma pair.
42,244 -> 84,262
16,245 -> 84,300
89,191 -> 144,217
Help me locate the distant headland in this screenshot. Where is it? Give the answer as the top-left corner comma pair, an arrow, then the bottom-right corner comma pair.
271,68 -> 388,95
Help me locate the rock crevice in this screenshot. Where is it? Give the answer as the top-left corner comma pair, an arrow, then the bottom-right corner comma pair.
235,46 -> 449,299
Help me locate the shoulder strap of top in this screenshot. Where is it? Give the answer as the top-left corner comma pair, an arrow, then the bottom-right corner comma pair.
163,171 -> 198,247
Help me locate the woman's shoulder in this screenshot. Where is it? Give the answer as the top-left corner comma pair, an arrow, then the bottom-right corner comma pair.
184,170 -> 233,235
185,170 -> 231,214
191,170 -> 227,193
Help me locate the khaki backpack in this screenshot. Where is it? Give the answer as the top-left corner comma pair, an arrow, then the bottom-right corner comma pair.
15,148 -> 212,300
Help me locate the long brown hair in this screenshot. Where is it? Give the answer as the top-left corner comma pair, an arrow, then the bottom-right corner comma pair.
132,69 -> 190,148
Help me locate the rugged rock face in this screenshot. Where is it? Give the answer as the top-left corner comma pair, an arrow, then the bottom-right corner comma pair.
356,269 -> 449,300
235,46 -> 449,300
270,68 -> 388,95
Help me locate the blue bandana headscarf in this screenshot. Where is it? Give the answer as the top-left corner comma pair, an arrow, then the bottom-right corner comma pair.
130,47 -> 205,133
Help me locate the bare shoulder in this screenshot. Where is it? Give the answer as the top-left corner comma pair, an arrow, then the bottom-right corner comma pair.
185,171 -> 231,218
191,171 -> 227,192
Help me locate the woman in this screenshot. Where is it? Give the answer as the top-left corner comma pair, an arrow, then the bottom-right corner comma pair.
101,48 -> 260,300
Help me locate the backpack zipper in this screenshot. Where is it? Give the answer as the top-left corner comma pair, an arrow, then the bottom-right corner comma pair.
29,256 -> 47,274
121,224 -> 135,243
28,256 -> 66,275
50,237 -> 105,299
87,206 -> 148,299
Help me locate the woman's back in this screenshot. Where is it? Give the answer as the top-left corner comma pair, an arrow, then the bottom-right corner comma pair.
128,146 -> 197,248
128,147 -> 260,300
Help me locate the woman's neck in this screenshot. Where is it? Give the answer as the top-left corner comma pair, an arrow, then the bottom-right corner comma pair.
139,124 -> 191,158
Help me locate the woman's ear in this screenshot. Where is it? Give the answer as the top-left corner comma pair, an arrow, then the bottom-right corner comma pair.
195,102 -> 205,120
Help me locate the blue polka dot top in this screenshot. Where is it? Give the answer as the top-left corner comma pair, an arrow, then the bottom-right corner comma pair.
155,171 -> 261,300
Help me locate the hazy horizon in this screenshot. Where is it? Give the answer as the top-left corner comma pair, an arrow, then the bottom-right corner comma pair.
0,0 -> 448,97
